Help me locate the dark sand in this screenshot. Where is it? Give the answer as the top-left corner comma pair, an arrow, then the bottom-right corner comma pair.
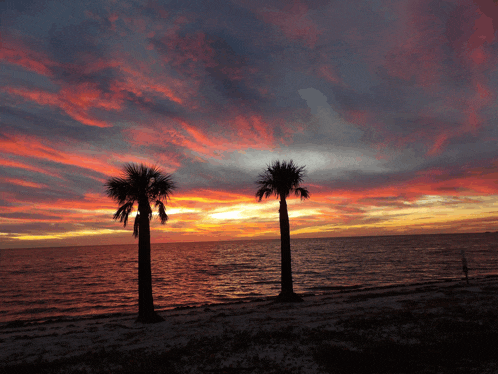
1,276 -> 498,373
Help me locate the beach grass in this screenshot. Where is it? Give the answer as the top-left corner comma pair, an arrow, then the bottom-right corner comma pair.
1,276 -> 498,373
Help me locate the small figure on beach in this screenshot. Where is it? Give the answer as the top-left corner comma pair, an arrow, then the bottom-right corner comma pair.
461,250 -> 469,285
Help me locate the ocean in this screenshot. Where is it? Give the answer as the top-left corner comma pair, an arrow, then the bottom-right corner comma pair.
1,233 -> 497,324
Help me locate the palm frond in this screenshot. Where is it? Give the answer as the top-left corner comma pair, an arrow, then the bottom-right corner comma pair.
155,200 -> 168,224
255,159 -> 309,201
112,201 -> 134,227
255,187 -> 274,201
294,187 -> 310,200
105,177 -> 133,205
149,174 -> 176,201
106,163 -> 177,236
133,213 -> 140,238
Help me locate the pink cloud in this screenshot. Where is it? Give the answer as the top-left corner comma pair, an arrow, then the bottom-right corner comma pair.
2,49 -> 182,129
445,2 -> 497,67
2,31 -> 189,127
159,31 -> 217,73
458,79 -> 493,135
427,133 -> 448,156
0,133 -> 124,177
464,8 -> 495,65
0,41 -> 58,76
126,112 -> 285,161
117,60 -> 187,105
0,156 -> 63,179
1,177 -> 47,189
257,0 -> 321,47
473,0 -> 498,38
318,65 -> 341,85
312,160 -> 498,206
152,27 -> 250,96
6,87 -> 114,128
383,2 -> 447,87
468,10 -> 495,50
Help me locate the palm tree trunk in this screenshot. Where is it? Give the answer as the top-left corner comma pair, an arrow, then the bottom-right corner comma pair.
137,203 -> 162,323
279,197 -> 294,296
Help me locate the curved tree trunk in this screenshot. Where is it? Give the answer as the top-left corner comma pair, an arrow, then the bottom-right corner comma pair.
137,202 -> 163,323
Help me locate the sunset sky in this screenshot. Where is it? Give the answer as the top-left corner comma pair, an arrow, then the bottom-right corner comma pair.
1,0 -> 498,249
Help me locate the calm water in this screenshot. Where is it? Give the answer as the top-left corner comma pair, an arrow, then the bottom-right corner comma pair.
1,233 -> 497,324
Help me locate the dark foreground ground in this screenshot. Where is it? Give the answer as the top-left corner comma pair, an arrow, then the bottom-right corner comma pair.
1,276 -> 498,373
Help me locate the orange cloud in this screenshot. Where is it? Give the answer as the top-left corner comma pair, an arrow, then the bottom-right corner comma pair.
126,114 -> 280,161
5,87 -> 114,128
172,189 -> 254,205
2,42 -> 190,129
0,133 -> 124,177
232,115 -> 274,144
1,178 -> 47,189
0,157 -> 63,179
307,163 -> 498,209
118,64 -> 185,105
3,178 -> 498,248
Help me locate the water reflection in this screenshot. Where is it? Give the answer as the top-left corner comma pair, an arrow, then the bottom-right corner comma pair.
151,240 -> 281,309
1,233 -> 498,323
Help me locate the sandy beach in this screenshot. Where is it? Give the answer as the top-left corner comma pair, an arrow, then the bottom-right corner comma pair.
1,276 -> 497,373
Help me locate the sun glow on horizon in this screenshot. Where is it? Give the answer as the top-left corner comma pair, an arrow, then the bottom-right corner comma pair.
6,229 -> 129,242
2,191 -> 498,248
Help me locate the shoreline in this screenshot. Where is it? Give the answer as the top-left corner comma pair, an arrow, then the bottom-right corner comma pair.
2,276 -> 498,373
2,274 -> 497,328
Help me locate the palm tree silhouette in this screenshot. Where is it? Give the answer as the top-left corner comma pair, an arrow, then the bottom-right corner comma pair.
105,163 -> 176,323
256,160 -> 310,302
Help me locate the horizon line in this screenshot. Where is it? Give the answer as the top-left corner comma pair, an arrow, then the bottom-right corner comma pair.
3,230 -> 496,251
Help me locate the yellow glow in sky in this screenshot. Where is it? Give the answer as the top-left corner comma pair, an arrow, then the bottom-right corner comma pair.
10,229 -> 129,241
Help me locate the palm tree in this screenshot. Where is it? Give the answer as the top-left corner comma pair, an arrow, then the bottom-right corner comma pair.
256,160 -> 310,302
105,163 -> 176,323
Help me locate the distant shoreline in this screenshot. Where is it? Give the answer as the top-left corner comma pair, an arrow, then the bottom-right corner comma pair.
2,230 -> 496,251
